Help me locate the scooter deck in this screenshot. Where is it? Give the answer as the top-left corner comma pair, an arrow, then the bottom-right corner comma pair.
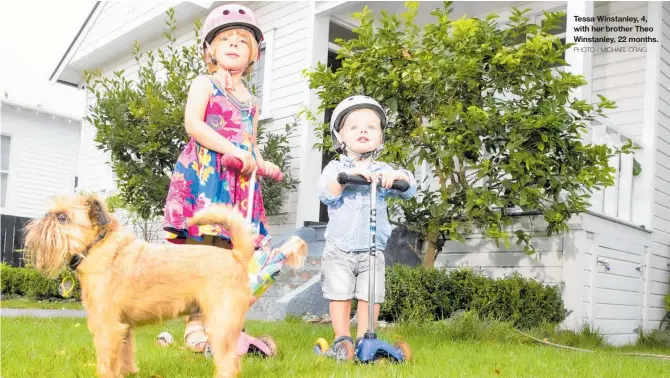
356,338 -> 405,363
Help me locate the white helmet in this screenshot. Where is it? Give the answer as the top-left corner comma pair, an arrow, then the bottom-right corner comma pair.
329,95 -> 387,156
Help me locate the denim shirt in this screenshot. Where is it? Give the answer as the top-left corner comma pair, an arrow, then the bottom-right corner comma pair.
317,156 -> 418,252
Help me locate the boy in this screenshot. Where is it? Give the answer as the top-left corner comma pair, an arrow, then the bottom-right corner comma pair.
317,95 -> 417,358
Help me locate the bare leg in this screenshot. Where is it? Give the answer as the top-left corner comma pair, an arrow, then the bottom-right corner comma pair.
330,300 -> 352,338
356,300 -> 380,339
182,235 -> 225,352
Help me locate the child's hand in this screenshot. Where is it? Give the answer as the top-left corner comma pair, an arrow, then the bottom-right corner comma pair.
342,169 -> 374,185
232,148 -> 257,176
377,170 -> 409,189
260,161 -> 281,178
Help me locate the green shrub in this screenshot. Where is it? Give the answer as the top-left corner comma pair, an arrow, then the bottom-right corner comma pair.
1,264 -> 81,301
381,265 -> 569,329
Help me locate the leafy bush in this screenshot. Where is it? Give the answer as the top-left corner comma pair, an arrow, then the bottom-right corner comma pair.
381,265 -> 569,329
257,117 -> 300,215
1,264 -> 81,301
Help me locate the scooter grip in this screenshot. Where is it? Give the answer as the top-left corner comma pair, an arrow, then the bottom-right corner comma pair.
337,172 -> 369,186
337,173 -> 410,192
220,155 -> 284,182
391,180 -> 410,192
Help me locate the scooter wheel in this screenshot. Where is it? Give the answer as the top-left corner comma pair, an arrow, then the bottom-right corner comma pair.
258,335 -> 278,357
314,338 -> 329,355
395,341 -> 412,362
333,338 -> 355,363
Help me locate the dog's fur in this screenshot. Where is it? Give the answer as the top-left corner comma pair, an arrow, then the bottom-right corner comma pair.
23,195 -> 307,378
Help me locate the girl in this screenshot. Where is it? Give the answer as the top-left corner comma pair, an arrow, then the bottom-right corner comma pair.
163,4 -> 279,353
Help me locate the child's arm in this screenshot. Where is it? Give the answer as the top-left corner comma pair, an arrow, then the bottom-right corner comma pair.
318,161 -> 375,206
184,75 -> 256,173
317,161 -> 344,206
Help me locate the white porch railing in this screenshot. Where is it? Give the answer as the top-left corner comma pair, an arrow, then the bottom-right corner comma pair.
584,120 -> 646,226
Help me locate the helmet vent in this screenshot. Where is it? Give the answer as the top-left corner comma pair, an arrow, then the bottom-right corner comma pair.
239,9 -> 246,14
223,9 -> 230,15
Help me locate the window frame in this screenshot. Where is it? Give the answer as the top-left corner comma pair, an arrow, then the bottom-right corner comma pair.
1,133 -> 13,210
251,28 -> 275,121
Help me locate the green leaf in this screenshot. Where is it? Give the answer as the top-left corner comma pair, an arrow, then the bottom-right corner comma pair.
633,158 -> 642,177
388,97 -> 398,115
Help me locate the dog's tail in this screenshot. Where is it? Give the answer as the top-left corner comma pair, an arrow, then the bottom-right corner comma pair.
187,204 -> 254,265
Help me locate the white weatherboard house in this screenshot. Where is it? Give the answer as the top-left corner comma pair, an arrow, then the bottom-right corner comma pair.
51,1 -> 669,345
0,98 -> 82,219
0,98 -> 82,267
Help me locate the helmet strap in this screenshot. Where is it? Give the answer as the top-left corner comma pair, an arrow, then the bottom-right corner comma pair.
343,146 -> 380,162
333,128 -> 382,161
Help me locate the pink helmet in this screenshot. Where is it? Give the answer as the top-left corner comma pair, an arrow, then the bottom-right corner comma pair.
202,4 -> 263,58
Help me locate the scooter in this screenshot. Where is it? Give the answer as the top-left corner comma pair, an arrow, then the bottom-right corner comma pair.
314,172 -> 412,363
201,155 -> 286,359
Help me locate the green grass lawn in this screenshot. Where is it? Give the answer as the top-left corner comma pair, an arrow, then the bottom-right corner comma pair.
1,315 -> 669,378
1,297 -> 83,310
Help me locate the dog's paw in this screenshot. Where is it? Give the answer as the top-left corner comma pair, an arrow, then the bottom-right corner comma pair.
120,365 -> 139,376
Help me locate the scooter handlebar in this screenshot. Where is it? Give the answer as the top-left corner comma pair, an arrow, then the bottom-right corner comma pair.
337,172 -> 410,192
220,155 -> 284,182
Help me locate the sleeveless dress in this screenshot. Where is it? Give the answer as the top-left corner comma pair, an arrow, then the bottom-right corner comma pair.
163,76 -> 268,247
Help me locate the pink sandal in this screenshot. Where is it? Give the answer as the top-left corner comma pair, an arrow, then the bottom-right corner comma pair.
184,320 -> 208,353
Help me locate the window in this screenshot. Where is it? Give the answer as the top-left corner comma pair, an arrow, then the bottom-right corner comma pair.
247,28 -> 274,120
1,134 -> 11,207
329,21 -> 356,44
250,45 -> 266,104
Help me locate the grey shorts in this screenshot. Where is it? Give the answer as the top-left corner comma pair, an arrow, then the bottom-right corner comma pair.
320,241 -> 386,304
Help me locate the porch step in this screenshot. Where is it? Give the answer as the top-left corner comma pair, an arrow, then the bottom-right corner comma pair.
259,256 -> 323,297
304,222 -> 327,242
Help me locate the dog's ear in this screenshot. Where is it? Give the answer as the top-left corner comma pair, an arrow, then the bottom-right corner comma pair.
86,196 -> 111,228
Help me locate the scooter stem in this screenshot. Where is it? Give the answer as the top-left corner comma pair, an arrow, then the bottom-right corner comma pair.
246,169 -> 257,230
365,180 -> 377,339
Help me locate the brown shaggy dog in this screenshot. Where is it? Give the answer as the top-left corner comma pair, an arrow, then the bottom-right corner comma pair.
23,195 -> 306,378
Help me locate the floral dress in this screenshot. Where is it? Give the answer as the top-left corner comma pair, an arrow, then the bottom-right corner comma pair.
163,76 -> 268,247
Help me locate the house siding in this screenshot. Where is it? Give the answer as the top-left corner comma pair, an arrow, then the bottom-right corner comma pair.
0,105 -> 81,218
78,93 -> 116,194
647,2 -> 670,329
591,1 -> 648,137
72,1 -> 176,63
434,211 -> 654,346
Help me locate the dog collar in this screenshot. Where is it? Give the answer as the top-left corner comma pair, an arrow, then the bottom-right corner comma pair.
68,232 -> 107,271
